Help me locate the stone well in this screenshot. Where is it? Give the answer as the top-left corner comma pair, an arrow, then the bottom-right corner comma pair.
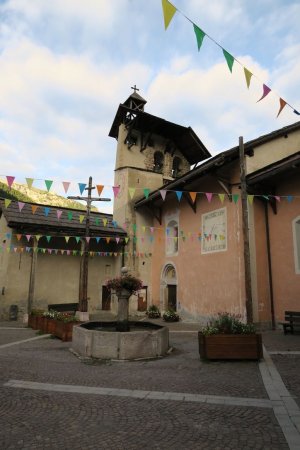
72,321 -> 169,360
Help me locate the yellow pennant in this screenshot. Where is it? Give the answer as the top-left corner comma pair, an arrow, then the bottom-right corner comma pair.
244,67 -> 253,89
247,195 -> 254,205
106,237 -> 111,244
4,199 -> 12,208
161,0 -> 177,30
79,215 -> 85,224
103,218 -> 108,227
218,193 -> 225,203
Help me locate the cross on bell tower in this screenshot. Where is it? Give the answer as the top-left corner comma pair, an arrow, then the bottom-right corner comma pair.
131,84 -> 139,94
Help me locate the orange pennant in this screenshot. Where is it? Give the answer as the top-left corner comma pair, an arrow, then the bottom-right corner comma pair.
96,185 -> 104,196
189,192 -> 197,203
31,205 -> 38,214
277,98 -> 287,117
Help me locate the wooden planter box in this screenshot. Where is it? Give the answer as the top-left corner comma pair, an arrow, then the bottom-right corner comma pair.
198,332 -> 263,360
54,321 -> 79,342
46,319 -> 57,335
28,314 -> 38,329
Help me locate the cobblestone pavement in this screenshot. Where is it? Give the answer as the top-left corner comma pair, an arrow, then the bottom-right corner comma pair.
0,323 -> 299,449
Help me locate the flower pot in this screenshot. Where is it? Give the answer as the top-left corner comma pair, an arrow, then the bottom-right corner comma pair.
198,332 -> 263,360
54,321 -> 79,342
28,314 -> 38,329
35,315 -> 44,331
46,318 -> 57,335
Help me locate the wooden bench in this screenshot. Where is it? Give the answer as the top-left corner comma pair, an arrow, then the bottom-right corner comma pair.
48,303 -> 79,314
279,311 -> 300,334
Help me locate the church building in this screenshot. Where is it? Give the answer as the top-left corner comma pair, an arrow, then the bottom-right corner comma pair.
110,89 -> 300,328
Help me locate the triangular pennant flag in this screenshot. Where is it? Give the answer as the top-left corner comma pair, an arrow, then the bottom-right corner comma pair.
294,110 -> 300,115
25,178 -> 34,189
160,190 -> 167,201
103,218 -> 108,227
79,215 -> 85,224
277,98 -> 287,118
96,185 -> 104,196
6,176 -> 15,188
96,237 -> 101,243
112,220 -> 118,228
247,195 -> 254,205
66,250 -> 70,256
95,218 -> 100,226
86,237 -> 91,243
125,237 -> 129,244
143,188 -> 150,199
73,250 -> 77,256
62,181 -> 70,193
232,194 -> 239,204
176,191 -> 182,202
16,234 -> 22,241
106,237 -> 111,244
67,211 -> 73,221
132,223 -> 137,233
150,227 -> 154,233
78,183 -> 86,195
142,226 -> 146,233
45,180 -> 53,192
46,236 -> 51,243
75,236 -> 81,243
128,187 -> 136,199
116,237 -> 120,244
48,249 -> 53,255
244,68 -> 253,89
65,236 -> 70,243
205,193 -> 213,202
36,235 -> 41,241
4,199 -> 12,208
218,193 -> 225,203
25,235 -> 31,242
274,196 -> 281,202
56,210 -> 63,220
257,84 -> 271,102
222,49 -> 234,72
44,207 -> 50,216
6,232 -> 11,239
18,202 -> 25,212
186,192 -> 196,204
31,205 -> 38,214
193,24 -> 205,51
287,195 -> 293,203
112,186 -> 120,197
161,0 -> 177,30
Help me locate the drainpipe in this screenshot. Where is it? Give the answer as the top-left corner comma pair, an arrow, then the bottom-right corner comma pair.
264,202 -> 276,329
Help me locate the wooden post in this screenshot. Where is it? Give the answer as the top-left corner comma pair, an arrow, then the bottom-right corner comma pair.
27,237 -> 38,314
239,137 -> 253,324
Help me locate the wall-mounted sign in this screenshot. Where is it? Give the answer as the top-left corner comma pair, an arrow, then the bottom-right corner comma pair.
201,207 -> 227,254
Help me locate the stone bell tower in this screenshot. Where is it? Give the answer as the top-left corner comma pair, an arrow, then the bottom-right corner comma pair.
108,86 -> 210,283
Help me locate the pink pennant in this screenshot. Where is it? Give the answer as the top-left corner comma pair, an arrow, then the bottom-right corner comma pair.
150,227 -> 154,233
26,235 -> 31,242
62,181 -> 70,193
86,237 -> 91,243
112,186 -> 120,197
116,237 -> 120,244
56,210 -> 63,220
274,196 -> 281,202
6,176 -> 15,188
18,202 -> 25,212
257,84 -> 271,103
160,190 -> 167,201
205,193 -> 213,202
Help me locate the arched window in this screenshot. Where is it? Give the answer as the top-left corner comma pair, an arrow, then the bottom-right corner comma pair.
153,151 -> 164,173
166,220 -> 179,256
172,156 -> 182,177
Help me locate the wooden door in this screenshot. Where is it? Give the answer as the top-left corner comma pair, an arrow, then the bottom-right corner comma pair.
102,286 -> 111,310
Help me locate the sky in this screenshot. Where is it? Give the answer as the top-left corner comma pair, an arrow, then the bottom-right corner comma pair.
0,0 -> 299,213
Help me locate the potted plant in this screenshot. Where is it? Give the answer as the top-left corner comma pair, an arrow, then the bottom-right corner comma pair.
54,313 -> 80,341
28,309 -> 44,330
146,305 -> 161,319
42,310 -> 58,334
198,312 -> 262,360
106,268 -> 143,332
163,309 -> 180,322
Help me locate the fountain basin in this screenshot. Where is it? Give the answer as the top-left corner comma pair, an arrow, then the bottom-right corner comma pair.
72,321 -> 169,360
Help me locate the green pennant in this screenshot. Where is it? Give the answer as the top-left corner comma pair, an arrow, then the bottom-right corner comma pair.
232,194 -> 239,204
45,180 -> 53,192
143,188 -> 150,199
193,24 -> 205,51
222,49 -> 234,73
46,236 -> 51,243
67,211 -> 73,221
75,237 -> 81,244
95,218 -> 100,226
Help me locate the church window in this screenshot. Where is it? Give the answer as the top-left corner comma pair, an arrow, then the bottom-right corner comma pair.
293,216 -> 300,274
154,151 -> 164,173
166,219 -> 179,256
172,156 -> 182,177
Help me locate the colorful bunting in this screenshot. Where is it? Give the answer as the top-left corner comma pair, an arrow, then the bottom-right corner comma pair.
205,193 -> 213,202
129,187 -> 136,199
189,192 -> 197,203
31,205 -> 38,214
79,215 -> 85,224
103,218 -> 108,227
257,84 -> 271,103
18,202 -> 25,212
67,211 -> 73,221
26,178 -> 34,189
222,49 -> 234,73
62,181 -> 70,193
78,183 -> 86,195
160,190 -> 167,201
244,68 -> 253,89
161,0 -> 177,30
4,199 -> 11,208
193,24 -> 205,51
6,176 -> 15,188
218,193 -> 225,203
112,186 -> 120,197
44,207 -> 50,216
277,98 -> 287,118
143,188 -> 150,199
176,191 -> 182,202
96,185 -> 104,196
247,195 -> 254,205
45,180 -> 53,192
57,210 -> 63,220
232,194 -> 239,204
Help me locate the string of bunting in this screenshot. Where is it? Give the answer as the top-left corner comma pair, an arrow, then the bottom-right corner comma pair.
161,0 -> 300,117
0,245 -> 152,258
